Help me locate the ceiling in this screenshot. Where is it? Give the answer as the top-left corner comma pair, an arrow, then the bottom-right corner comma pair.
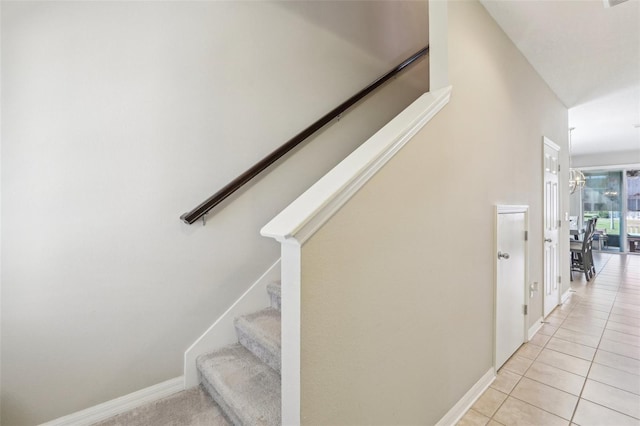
480,0 -> 640,156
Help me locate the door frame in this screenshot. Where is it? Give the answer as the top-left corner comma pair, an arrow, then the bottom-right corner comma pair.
578,165 -> 640,253
494,204 -> 530,371
543,137 -> 561,317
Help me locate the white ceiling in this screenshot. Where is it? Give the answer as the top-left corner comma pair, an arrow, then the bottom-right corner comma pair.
480,0 -> 640,156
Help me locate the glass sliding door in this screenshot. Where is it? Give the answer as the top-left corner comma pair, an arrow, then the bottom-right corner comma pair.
583,171 -> 623,251
627,170 -> 640,253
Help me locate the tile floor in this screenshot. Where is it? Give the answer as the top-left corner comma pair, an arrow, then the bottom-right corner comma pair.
458,253 -> 640,426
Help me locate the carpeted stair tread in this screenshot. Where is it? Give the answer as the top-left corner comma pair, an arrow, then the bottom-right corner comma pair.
267,281 -> 281,312
235,307 -> 281,372
94,385 -> 230,426
197,344 -> 281,426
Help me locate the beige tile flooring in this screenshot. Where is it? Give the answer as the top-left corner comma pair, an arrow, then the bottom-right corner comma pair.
458,253 -> 640,426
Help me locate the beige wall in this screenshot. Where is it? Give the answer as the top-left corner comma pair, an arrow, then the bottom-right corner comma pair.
299,1 -> 568,424
1,1 -> 428,424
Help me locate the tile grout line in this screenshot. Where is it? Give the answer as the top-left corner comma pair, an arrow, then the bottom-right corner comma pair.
577,399 -> 640,422
524,255 -> 609,424
582,376 -> 640,398
506,393 -> 576,423
488,341 -> 542,422
512,293 -> 581,422
458,254 -> 640,425
569,255 -> 624,425
489,283 -> 583,424
592,347 -> 640,364
549,286 -> 585,422
595,260 -> 640,404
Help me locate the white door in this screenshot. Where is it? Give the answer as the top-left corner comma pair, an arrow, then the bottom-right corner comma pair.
543,138 -> 560,318
496,209 -> 527,369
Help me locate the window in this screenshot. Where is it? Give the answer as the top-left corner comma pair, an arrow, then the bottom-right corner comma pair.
583,171 -> 622,250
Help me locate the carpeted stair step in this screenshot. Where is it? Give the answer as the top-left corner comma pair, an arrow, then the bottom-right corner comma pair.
234,307 -> 281,373
197,344 -> 281,426
267,281 -> 281,312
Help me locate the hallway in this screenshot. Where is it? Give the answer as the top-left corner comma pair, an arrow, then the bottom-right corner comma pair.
459,253 -> 640,425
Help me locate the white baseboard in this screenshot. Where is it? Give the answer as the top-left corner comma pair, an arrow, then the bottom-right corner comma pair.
561,288 -> 572,304
183,259 -> 280,388
528,317 -> 544,340
435,368 -> 495,426
40,377 -> 184,426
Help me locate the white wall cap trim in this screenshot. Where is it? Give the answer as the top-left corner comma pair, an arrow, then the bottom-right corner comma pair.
40,377 -> 184,426
261,86 -> 452,245
435,368 -> 495,426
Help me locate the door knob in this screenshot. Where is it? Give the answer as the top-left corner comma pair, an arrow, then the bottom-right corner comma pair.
545,238 -> 552,243
498,251 -> 510,260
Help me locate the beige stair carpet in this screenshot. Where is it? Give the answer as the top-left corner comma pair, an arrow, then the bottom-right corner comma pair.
93,385 -> 230,426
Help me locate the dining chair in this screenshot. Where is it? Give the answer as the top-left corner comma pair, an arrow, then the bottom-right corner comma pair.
570,218 -> 596,281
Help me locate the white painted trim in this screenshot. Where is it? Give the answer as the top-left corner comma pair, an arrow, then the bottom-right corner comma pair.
262,89 -> 451,425
261,6 -> 451,422
542,137 -> 562,318
528,317 -> 544,340
280,242 -> 301,426
261,87 -> 452,245
544,136 -> 561,151
494,205 -> 530,371
40,377 -> 184,426
561,288 -> 572,304
435,368 -> 495,426
496,205 -> 529,214
183,259 -> 279,388
576,163 -> 640,171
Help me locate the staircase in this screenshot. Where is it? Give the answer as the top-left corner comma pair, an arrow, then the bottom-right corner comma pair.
196,281 -> 282,425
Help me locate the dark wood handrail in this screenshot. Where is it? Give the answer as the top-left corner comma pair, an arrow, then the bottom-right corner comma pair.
181,45 -> 429,224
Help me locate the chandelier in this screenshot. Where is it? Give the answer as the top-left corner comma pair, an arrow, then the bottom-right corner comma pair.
569,168 -> 586,194
568,127 -> 585,194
